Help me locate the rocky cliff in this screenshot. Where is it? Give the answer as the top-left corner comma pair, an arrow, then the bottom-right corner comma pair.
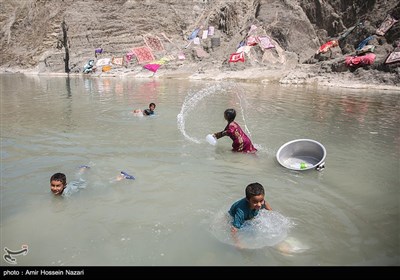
0,0 -> 399,87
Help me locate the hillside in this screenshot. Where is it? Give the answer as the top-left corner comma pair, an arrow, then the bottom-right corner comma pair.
0,0 -> 399,89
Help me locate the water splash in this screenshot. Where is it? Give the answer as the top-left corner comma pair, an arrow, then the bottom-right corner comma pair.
177,82 -> 256,145
233,84 -> 270,154
177,83 -> 227,144
210,210 -> 294,249
274,236 -> 310,256
235,91 -> 252,138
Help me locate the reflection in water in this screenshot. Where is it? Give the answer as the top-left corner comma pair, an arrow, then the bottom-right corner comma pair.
137,79 -> 161,103
66,76 -> 72,98
1,75 -> 399,266
64,76 -> 73,129
83,78 -> 93,93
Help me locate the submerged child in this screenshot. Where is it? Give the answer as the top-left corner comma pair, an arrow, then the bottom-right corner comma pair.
115,171 -> 135,181
133,102 -> 156,116
229,182 -> 272,247
213,108 -> 257,153
50,172 -> 86,197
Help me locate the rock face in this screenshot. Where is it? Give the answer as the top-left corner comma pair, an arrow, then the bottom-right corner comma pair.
0,0 -> 399,87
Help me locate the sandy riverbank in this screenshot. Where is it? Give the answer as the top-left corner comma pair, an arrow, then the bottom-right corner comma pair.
3,65 -> 399,92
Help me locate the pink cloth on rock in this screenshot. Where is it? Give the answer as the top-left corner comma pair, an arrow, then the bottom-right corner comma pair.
143,64 -> 161,73
345,53 -> 376,67
385,46 -> 400,64
143,35 -> 165,52
258,36 -> 275,50
131,46 -> 155,64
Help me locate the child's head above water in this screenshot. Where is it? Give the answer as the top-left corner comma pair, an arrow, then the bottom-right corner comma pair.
224,108 -> 236,122
245,182 -> 265,210
133,102 -> 156,116
50,173 -> 67,195
144,103 -> 156,115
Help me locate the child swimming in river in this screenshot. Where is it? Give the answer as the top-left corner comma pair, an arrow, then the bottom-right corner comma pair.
133,102 -> 156,116
50,172 -> 86,197
51,168 -> 134,195
115,171 -> 135,181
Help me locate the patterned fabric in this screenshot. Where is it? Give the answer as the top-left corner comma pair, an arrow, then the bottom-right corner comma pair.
112,57 -> 124,66
385,47 -> 400,64
226,122 -> 257,153
217,121 -> 257,153
131,46 -> 155,64
125,51 -> 135,62
229,52 -> 245,63
345,53 -> 376,67
246,36 -> 258,46
258,36 -> 275,50
317,40 -> 339,54
143,35 -> 165,52
376,14 -> 398,36
96,58 -> 111,67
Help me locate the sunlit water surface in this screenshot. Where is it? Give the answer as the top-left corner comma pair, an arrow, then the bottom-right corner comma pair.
1,74 -> 398,266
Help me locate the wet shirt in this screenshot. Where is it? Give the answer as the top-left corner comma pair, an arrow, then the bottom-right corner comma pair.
62,179 -> 86,197
225,122 -> 257,153
229,198 -> 265,229
143,109 -> 154,116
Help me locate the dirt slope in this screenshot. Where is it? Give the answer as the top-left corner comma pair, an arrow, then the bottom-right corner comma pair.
0,0 -> 399,88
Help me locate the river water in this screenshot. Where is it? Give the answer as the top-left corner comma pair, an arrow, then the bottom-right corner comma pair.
0,74 -> 399,266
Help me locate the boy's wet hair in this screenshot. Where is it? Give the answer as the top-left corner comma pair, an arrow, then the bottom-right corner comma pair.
245,182 -> 265,199
224,108 -> 236,122
149,102 -> 156,108
50,173 -> 67,186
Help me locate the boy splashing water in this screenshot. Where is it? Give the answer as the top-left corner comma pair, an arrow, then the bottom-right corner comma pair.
229,182 -> 272,248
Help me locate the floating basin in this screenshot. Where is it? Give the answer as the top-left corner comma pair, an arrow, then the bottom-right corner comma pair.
276,139 -> 326,171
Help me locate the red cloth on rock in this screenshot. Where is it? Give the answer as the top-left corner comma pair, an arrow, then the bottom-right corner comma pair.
345,53 -> 376,68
